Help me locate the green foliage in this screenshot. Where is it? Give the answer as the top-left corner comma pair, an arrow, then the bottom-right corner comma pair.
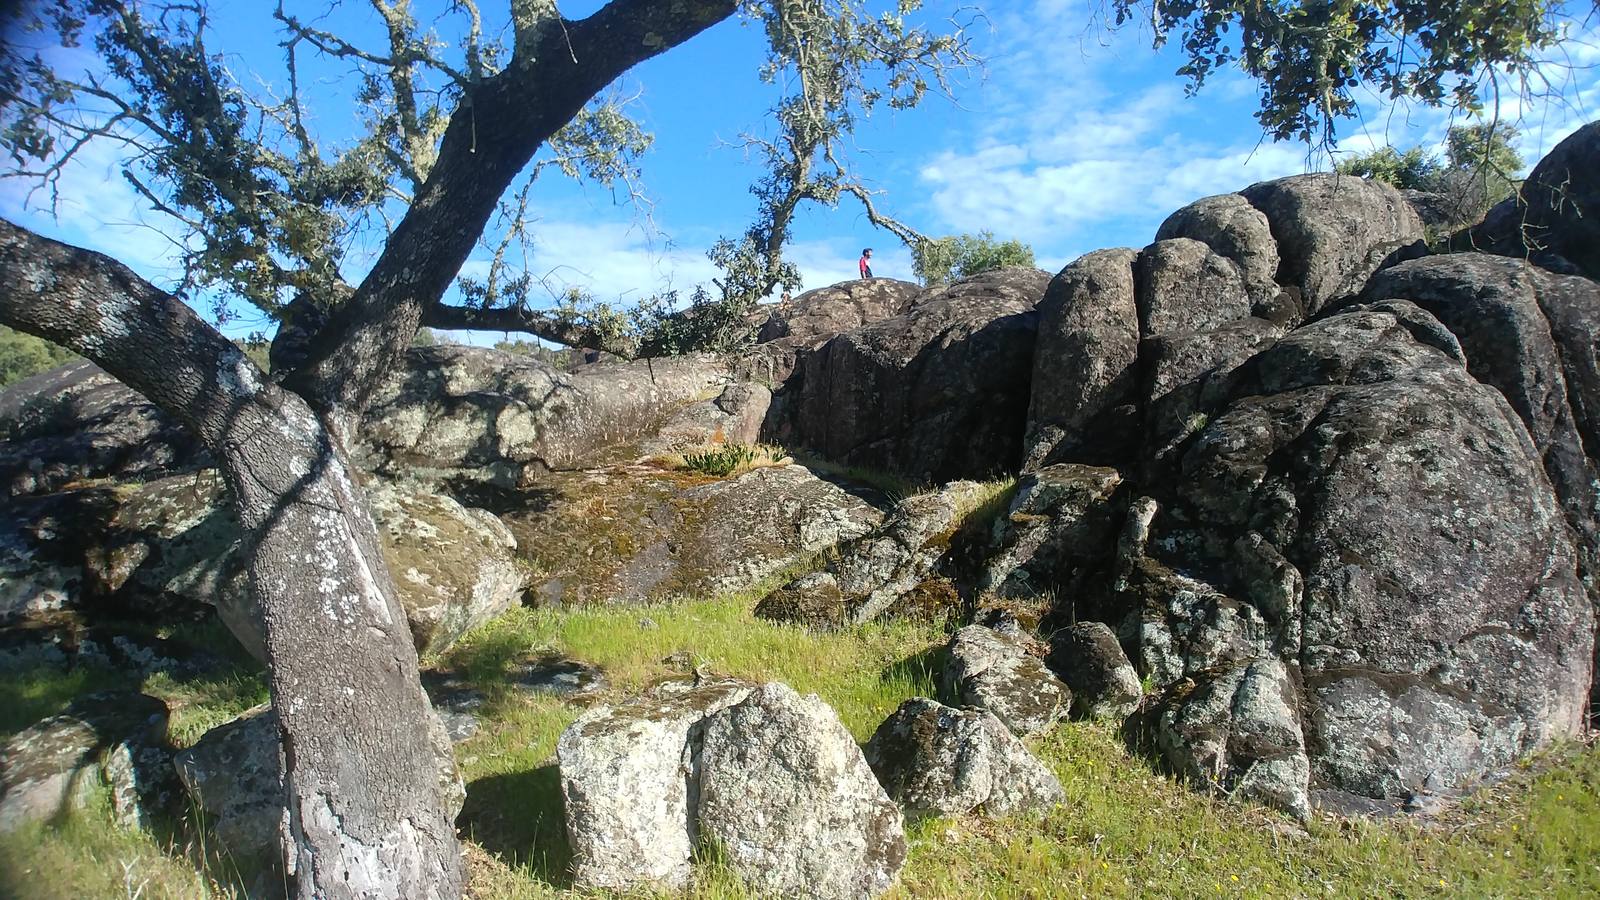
679,444 -> 761,477
1113,0 -> 1565,143
913,231 -> 1036,286
1337,120 -> 1524,225
1336,146 -> 1440,189
0,325 -> 78,388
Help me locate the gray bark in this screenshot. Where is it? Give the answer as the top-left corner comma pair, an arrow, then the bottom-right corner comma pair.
1,2 -> 746,896
0,220 -> 461,899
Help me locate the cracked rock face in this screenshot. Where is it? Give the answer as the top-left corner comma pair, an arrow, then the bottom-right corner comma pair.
755,480 -> 988,629
698,683 -> 906,900
864,698 -> 1064,822
559,679 -> 906,898
359,344 -> 731,482
558,677 -> 756,891
940,625 -> 1070,738
789,267 -> 1049,483
1128,301 -> 1593,812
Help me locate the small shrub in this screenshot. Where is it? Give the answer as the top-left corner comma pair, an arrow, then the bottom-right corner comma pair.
680,444 -> 760,476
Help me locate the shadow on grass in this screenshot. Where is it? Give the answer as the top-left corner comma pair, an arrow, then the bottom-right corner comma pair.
460,765 -> 572,889
881,644 -> 945,700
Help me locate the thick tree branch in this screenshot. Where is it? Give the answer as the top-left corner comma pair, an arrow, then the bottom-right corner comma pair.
0,217 -> 267,448
423,302 -> 639,357
286,0 -> 738,418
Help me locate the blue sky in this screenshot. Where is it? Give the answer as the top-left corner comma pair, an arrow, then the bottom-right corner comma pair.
2,1 -> 1597,341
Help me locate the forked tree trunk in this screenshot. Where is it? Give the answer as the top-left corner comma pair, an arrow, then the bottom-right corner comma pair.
0,221 -> 460,899
0,3 -> 741,894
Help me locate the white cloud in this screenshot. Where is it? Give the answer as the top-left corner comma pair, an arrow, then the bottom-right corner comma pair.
0,136 -> 191,288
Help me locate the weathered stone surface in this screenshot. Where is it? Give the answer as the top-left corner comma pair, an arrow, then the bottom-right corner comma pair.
1139,317 -> 1285,471
1130,301 -> 1593,811
1469,121 -> 1600,281
1134,238 -> 1253,336
2,473 -> 526,662
0,622 -> 230,679
1024,249 -> 1140,469
758,279 -> 922,343
0,692 -> 170,832
941,625 -> 1069,737
0,361 -> 205,498
175,703 -> 463,864
698,683 -> 906,900
1239,173 -> 1424,314
360,345 -> 731,482
756,481 -> 988,628
791,268 -> 1047,482
506,461 -> 883,607
864,698 -> 1063,822
557,676 -> 756,891
367,481 -> 528,657
1401,186 -> 1487,236
1154,193 -> 1281,308
1046,622 -> 1141,720
644,382 -> 773,453
1151,658 -> 1311,818
1365,253 -> 1600,575
980,465 -> 1124,602
754,571 -> 849,629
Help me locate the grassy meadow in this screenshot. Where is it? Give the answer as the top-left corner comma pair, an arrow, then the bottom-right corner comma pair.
1,587 -> 1597,899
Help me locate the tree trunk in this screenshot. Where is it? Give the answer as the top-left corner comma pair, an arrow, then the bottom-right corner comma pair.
0,221 -> 461,899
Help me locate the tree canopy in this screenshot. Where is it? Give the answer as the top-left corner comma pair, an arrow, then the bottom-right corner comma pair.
911,231 -> 1036,286
1337,120 -> 1524,222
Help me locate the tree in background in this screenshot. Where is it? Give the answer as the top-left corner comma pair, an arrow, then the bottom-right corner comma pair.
912,231 -> 1036,286
0,325 -> 76,388
1337,121 -> 1524,226
1335,146 -> 1441,189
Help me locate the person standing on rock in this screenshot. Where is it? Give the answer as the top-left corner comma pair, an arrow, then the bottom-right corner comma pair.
858,247 -> 874,279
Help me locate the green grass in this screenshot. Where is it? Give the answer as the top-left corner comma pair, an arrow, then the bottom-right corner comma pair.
3,594 -> 1599,899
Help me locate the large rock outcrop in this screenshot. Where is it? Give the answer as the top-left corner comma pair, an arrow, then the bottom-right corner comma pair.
1364,254 -> 1600,575
1237,173 -> 1424,316
1129,301 -> 1594,813
789,268 -> 1049,482
1023,250 -> 1140,469
0,473 -> 527,662
509,461 -> 883,607
0,361 -> 205,498
757,279 -> 922,344
360,345 -> 731,482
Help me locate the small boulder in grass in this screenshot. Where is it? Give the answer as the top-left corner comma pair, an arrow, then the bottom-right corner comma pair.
557,676 -> 756,891
865,698 -> 1064,822
941,625 -> 1070,737
1047,622 -> 1143,721
0,692 -> 171,833
697,683 -> 907,900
